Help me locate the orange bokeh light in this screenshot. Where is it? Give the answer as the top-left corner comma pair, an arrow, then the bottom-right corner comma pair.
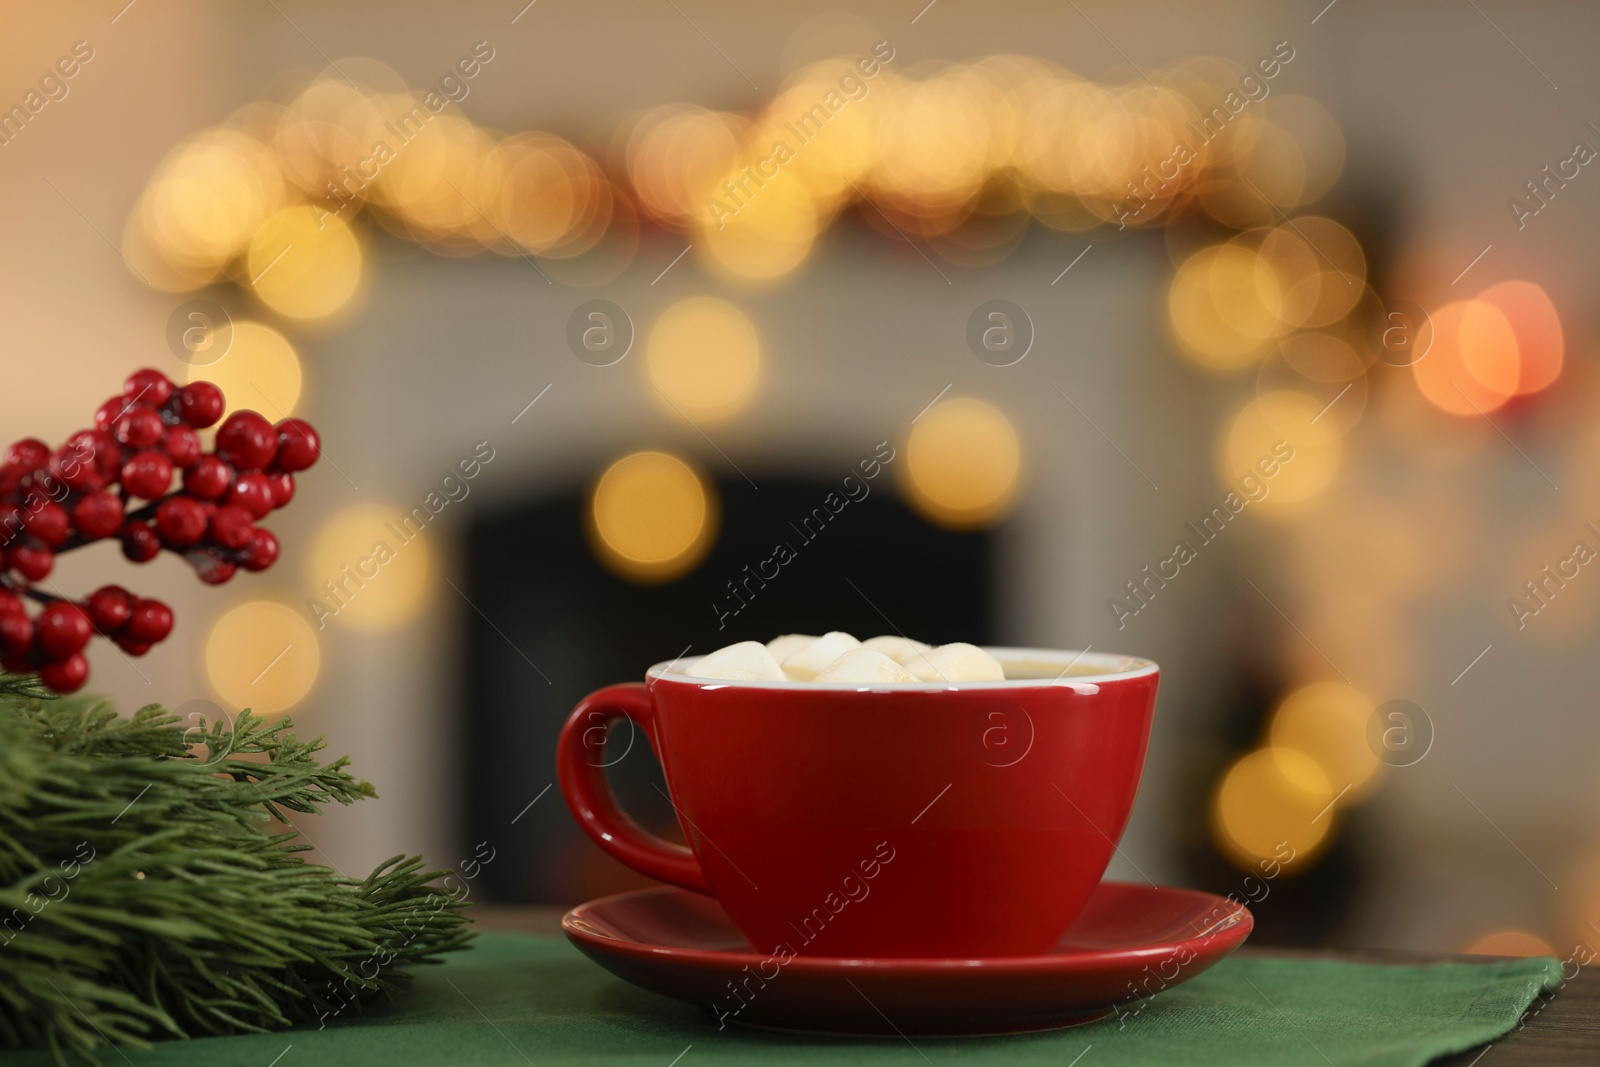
1412,300 -> 1516,416
1414,283 -> 1565,416
1478,280 -> 1563,396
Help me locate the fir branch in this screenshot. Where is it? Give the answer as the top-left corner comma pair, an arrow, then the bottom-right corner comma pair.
0,678 -> 473,1064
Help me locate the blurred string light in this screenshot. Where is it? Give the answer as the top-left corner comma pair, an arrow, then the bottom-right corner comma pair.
588,451 -> 718,583
247,205 -> 363,319
1168,217 -> 1366,372
1211,745 -> 1335,871
903,397 -> 1022,530
205,600 -> 321,717
1218,390 -> 1341,513
1267,682 -> 1382,801
187,321 -> 302,419
646,296 -> 762,423
127,56 -> 1361,287
308,503 -> 437,631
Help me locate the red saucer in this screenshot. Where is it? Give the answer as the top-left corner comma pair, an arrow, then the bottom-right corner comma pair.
563,881 -> 1253,1036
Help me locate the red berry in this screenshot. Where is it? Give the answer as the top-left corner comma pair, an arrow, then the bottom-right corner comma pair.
9,543 -> 54,581
0,647 -> 33,673
126,599 -> 173,643
241,527 -> 280,571
38,602 -> 92,658
23,502 -> 69,547
113,407 -> 164,449
91,435 -> 123,483
53,441 -> 105,491
124,368 -> 174,408
177,381 -> 225,428
0,504 -> 21,538
0,591 -> 22,616
229,472 -> 274,519
183,455 -> 232,500
266,471 -> 295,509
190,552 -> 237,585
113,633 -> 152,656
6,439 -> 50,471
40,653 -> 89,694
209,505 -> 254,550
95,398 -> 125,431
0,611 -> 30,654
215,411 -> 277,470
121,451 -> 174,500
72,491 -> 125,540
0,462 -> 23,496
164,425 -> 202,468
155,497 -> 208,547
121,522 -> 161,562
87,585 -> 133,631
272,419 -> 321,472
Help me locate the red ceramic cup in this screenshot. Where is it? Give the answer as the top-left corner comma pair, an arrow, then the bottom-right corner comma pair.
558,647 -> 1158,959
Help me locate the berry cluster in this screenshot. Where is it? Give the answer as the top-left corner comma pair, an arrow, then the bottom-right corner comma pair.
0,368 -> 320,692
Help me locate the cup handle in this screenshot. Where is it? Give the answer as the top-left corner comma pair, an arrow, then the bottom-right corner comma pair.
556,683 -> 712,894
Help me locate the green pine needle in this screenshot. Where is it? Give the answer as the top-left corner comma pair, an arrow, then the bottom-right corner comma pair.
0,673 -> 474,1064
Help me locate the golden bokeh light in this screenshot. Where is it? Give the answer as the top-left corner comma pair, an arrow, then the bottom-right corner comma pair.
1268,681 -> 1382,801
205,600 -> 321,717
308,503 -> 436,631
1257,227 -> 1323,330
1218,390 -> 1342,512
627,105 -> 748,224
697,172 -> 821,282
1220,120 -> 1307,223
589,451 -> 718,583
491,135 -> 581,251
765,61 -> 885,207
248,205 -> 363,319
126,56 -> 1369,290
1463,930 -> 1557,958
1283,217 -> 1366,326
1212,746 -> 1335,871
132,127 -> 288,284
1258,333 -> 1369,435
903,397 -> 1022,530
875,75 -> 992,211
1169,243 -> 1285,371
646,297 -> 762,423
189,321 -> 303,418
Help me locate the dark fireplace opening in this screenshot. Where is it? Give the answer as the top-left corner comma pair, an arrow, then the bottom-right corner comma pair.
461,474 -> 996,904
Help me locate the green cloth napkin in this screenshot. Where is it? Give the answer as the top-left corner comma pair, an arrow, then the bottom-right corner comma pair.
0,934 -> 1561,1066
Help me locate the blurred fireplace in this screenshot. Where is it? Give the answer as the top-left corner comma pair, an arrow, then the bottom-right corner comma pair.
460,475 -> 995,905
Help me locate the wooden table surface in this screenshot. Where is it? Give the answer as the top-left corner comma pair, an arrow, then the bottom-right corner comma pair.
472,905 -> 1597,1065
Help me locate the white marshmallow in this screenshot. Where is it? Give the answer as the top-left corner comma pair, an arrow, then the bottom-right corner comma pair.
688,641 -> 787,682
813,648 -> 918,684
905,642 -> 1006,683
780,631 -> 861,681
861,635 -> 931,665
765,634 -> 818,661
